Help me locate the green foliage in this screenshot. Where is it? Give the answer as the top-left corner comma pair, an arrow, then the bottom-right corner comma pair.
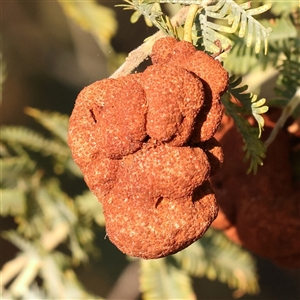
25,107 -> 69,143
57,0 -> 125,72
2,1 -> 299,299
228,76 -> 268,137
120,0 -> 271,55
57,0 -> 117,52
222,76 -> 268,174
140,229 -> 259,299
140,259 -> 195,299
197,0 -> 271,54
119,1 -> 177,36
224,16 -> 298,75
0,109 -> 104,298
174,229 -> 259,294
1,109 -> 81,177
268,0 -> 299,17
1,189 -> 26,217
119,0 -> 271,172
271,47 -> 300,117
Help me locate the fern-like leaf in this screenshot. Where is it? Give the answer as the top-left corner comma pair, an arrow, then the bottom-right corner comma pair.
75,191 -> 105,227
1,126 -> 68,158
225,17 -> 298,74
0,156 -> 36,187
140,259 -> 195,300
39,254 -> 67,298
0,189 -> 26,217
2,231 -> 36,252
229,75 -> 269,136
25,108 -> 69,144
221,75 -> 268,174
199,0 -> 272,54
1,125 -> 82,177
173,229 -> 259,295
119,1 -> 271,55
269,1 -> 299,17
118,1 -> 177,36
57,0 -> 117,53
272,49 -> 300,116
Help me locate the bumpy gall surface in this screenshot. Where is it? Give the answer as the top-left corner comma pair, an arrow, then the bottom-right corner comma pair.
68,37 -> 229,258
211,113 -> 300,268
152,37 -> 228,142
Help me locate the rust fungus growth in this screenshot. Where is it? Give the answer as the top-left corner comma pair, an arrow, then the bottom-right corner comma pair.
211,112 -> 300,268
68,37 -> 228,259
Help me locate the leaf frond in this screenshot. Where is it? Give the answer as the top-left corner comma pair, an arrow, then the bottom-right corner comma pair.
118,0 -> 177,36
75,191 -> 105,227
0,189 -> 26,217
0,156 -> 36,187
173,229 -> 259,295
1,126 -> 69,158
221,75 -> 268,174
199,0 -> 271,54
57,0 -> 117,53
2,230 -> 36,252
224,16 -> 298,74
0,125 -> 81,176
272,48 -> 300,114
140,259 -> 195,300
25,108 -> 69,144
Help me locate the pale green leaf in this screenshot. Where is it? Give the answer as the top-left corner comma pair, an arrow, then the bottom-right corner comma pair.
131,10 -> 142,23
202,0 -> 271,54
0,156 -> 36,187
0,188 -> 26,217
58,0 -> 117,52
221,76 -> 268,173
140,259 -> 195,300
268,0 -> 299,16
247,3 -> 272,16
2,230 -> 35,252
62,269 -> 103,299
173,230 -> 259,295
1,126 -> 69,158
25,108 -> 69,144
40,255 -> 66,299
75,191 -> 105,227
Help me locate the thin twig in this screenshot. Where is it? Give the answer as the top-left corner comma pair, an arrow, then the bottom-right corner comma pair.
265,88 -> 300,148
110,6 -> 190,79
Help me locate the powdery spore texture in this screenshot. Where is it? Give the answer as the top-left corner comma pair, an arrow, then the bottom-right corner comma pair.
211,113 -> 300,268
152,37 -> 228,142
68,37 -> 228,259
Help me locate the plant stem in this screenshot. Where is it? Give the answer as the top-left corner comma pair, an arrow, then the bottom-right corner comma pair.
265,88 -> 300,148
110,6 -> 190,79
183,5 -> 200,43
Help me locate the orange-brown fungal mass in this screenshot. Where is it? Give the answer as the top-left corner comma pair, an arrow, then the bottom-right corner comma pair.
141,64 -> 205,145
211,113 -> 300,268
151,37 -> 228,142
104,181 -> 218,259
68,37 -> 229,259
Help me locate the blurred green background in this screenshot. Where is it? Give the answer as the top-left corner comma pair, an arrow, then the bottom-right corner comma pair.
1,1 -> 300,299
